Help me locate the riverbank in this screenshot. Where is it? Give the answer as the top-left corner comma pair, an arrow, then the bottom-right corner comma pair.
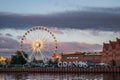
0,68 -> 119,73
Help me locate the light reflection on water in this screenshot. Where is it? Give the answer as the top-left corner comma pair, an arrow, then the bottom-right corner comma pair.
0,73 -> 119,80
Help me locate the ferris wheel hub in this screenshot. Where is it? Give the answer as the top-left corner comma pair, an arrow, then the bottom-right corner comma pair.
32,40 -> 43,52
35,42 -> 41,48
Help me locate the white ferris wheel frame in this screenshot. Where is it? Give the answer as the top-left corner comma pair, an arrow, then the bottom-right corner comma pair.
20,26 -> 57,62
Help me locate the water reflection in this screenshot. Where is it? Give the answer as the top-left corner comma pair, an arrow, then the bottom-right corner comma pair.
0,73 -> 119,80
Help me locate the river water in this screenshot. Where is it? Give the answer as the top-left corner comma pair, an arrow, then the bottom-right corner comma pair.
0,73 -> 119,80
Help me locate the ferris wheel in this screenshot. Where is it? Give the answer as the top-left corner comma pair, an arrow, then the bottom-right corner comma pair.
20,26 -> 57,63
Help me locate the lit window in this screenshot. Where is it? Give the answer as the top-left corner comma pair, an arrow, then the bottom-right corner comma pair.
70,57 -> 72,59
76,57 -> 78,59
67,57 -> 69,59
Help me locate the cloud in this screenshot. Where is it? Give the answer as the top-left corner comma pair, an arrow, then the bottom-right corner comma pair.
57,42 -> 102,53
0,36 -> 19,53
50,28 -> 64,34
83,29 -> 101,36
0,7 -> 120,31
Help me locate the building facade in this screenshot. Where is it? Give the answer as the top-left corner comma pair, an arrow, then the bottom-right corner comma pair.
0,56 -> 7,65
102,38 -> 120,66
61,52 -> 102,64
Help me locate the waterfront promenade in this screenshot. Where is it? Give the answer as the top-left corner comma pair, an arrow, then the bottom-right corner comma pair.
0,68 -> 119,73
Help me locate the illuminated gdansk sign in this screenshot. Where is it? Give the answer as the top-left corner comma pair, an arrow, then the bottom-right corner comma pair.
58,61 -> 88,68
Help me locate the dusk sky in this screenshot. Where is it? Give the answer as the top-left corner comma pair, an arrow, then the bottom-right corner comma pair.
0,0 -> 120,57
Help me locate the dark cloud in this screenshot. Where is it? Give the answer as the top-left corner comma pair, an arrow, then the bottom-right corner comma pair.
17,36 -> 22,40
0,33 -> 2,35
6,33 -> 13,37
84,7 -> 120,14
0,7 -> 120,31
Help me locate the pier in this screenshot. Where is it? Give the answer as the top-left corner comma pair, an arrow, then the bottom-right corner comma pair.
0,68 -> 119,73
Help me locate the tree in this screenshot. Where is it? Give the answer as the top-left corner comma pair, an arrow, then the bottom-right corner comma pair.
111,59 -> 116,67
10,50 -> 28,65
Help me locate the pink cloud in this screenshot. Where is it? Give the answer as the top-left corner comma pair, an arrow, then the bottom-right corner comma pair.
57,42 -> 102,53
0,36 -> 102,56
0,36 -> 19,53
